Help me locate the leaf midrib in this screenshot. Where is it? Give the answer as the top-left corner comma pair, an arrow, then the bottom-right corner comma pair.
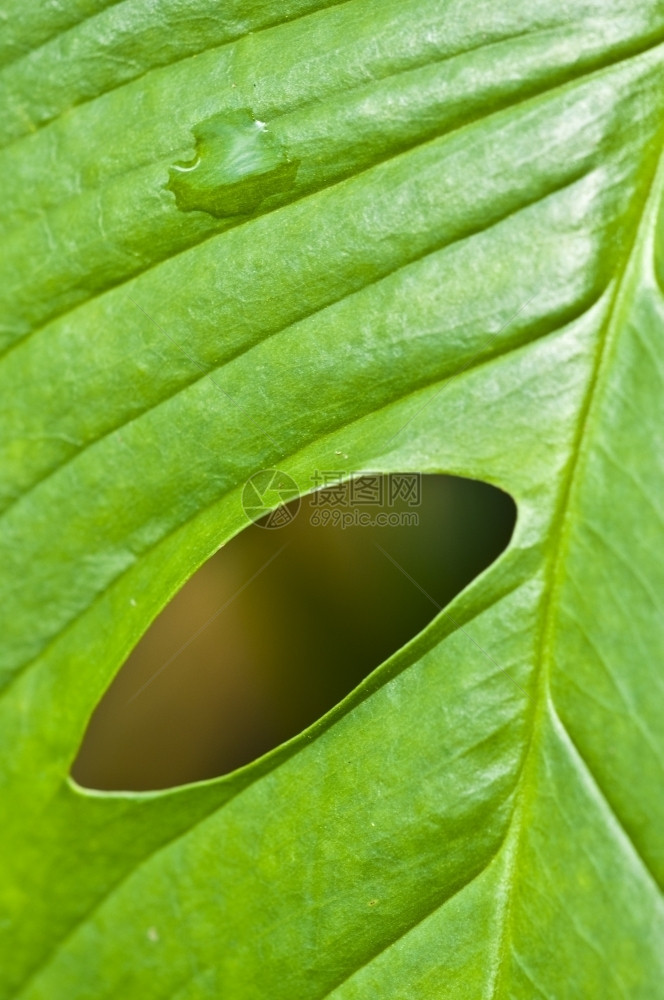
317,99 -> 664,1000
8,123 -> 660,993
5,12 -> 664,998
485,104 -> 664,1000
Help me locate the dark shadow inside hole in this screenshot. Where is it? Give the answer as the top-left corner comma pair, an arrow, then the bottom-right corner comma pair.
72,474 -> 516,791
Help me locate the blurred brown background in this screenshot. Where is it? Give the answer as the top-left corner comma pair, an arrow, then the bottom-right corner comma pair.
72,474 -> 515,791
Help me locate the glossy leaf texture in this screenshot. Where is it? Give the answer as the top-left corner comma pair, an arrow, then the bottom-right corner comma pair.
1,0 -> 664,996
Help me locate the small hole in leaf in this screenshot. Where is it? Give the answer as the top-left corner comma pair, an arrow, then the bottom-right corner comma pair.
72,474 -> 515,791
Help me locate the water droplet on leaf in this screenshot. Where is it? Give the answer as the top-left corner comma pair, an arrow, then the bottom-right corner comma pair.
168,109 -> 299,218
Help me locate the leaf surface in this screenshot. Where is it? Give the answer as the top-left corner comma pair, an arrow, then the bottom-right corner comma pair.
1,0 -> 664,996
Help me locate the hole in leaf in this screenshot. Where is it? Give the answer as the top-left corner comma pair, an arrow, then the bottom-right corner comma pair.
72,474 -> 515,791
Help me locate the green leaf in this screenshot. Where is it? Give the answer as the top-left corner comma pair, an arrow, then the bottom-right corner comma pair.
1,0 -> 663,996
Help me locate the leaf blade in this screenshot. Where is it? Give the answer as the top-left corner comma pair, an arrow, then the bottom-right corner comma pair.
1,1 -> 664,996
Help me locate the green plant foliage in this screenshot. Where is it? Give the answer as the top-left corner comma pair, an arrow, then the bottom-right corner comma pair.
1,0 -> 663,995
